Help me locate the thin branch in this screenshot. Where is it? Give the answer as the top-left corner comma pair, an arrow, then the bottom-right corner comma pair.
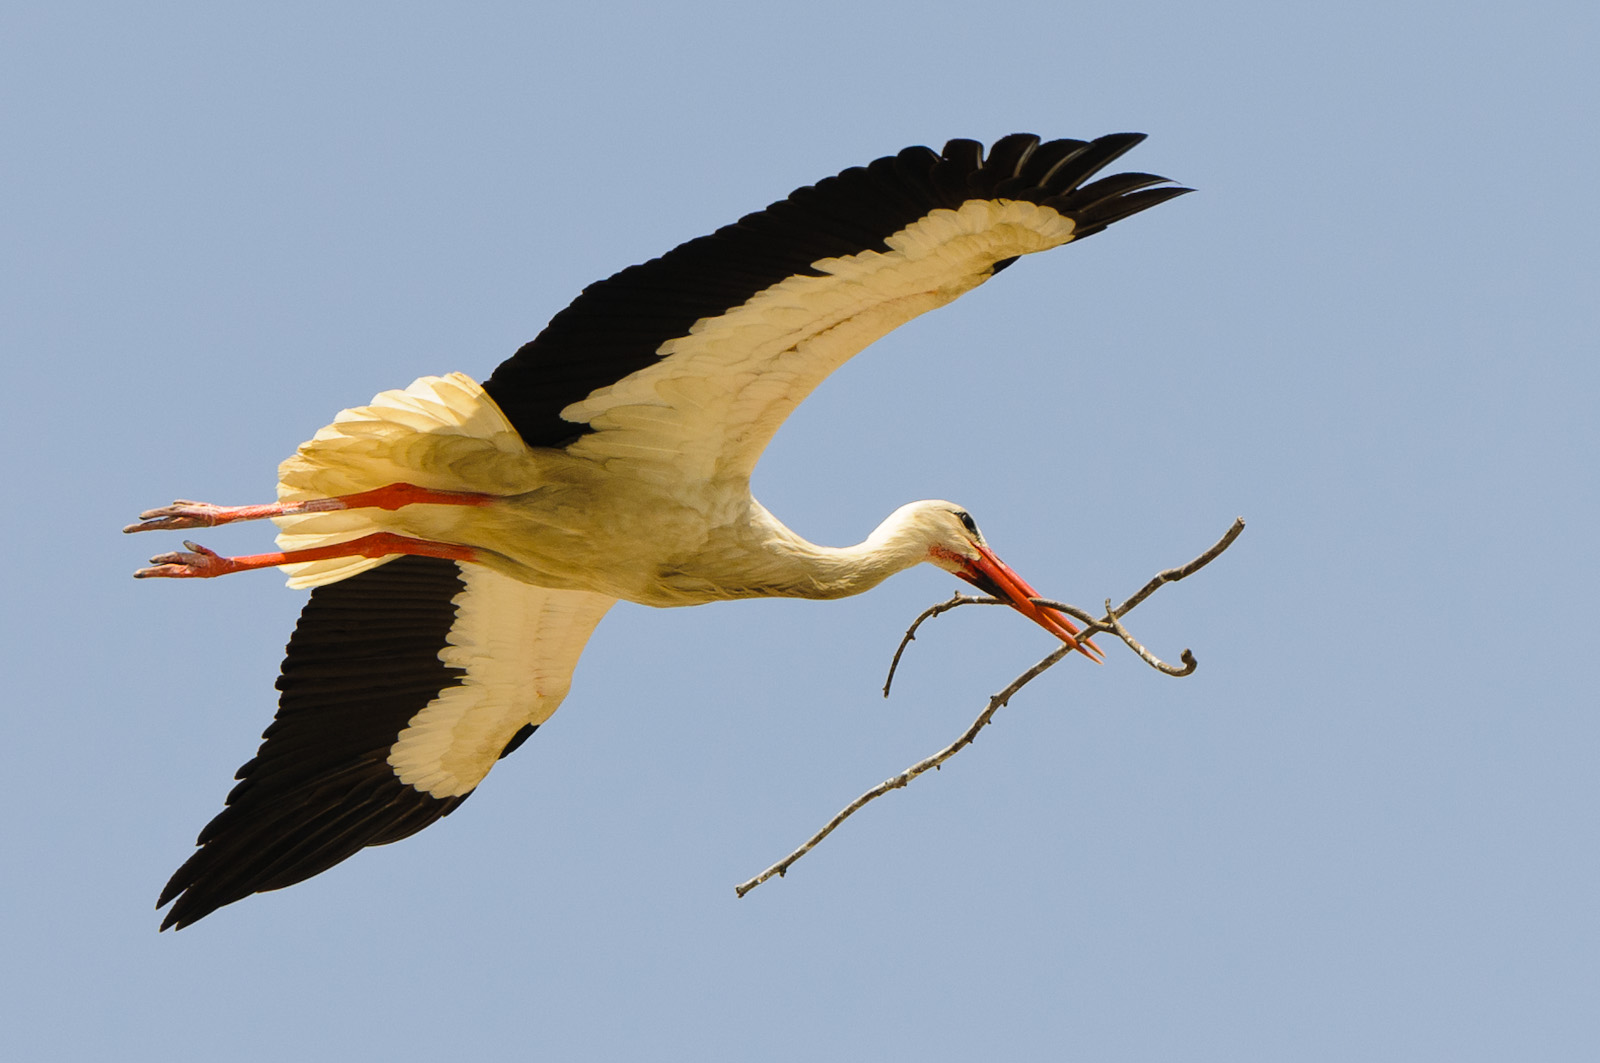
1096,599 -> 1197,676
735,517 -> 1244,898
1110,516 -> 1245,618
882,593 -> 996,696
735,641 -> 1075,898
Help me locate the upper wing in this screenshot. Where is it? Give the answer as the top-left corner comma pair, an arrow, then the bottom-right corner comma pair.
482,132 -> 1187,481
158,556 -> 613,930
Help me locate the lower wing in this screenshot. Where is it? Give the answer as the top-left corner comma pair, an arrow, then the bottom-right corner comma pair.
158,556 -> 613,930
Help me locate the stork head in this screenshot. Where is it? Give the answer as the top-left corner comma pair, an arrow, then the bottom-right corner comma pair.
909,501 -> 1103,661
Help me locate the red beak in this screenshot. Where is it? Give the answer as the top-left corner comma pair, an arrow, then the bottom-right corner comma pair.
956,545 -> 1104,662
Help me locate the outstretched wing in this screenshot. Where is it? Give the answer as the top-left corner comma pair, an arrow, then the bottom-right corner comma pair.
159,556 -> 613,930
483,132 -> 1187,481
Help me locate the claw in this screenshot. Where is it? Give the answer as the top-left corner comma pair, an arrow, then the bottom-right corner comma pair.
134,541 -> 241,579
124,501 -> 230,534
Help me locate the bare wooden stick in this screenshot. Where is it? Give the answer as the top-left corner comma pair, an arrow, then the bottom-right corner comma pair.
734,641 -> 1074,897
881,592 -> 990,697
1109,516 -> 1245,618
734,517 -> 1244,898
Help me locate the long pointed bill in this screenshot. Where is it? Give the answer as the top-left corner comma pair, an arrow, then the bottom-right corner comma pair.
956,545 -> 1105,663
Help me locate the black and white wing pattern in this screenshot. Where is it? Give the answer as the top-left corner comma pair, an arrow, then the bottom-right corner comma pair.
483,132 -> 1186,479
158,557 -> 611,929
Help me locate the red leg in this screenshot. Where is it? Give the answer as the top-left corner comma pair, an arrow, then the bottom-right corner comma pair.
134,533 -> 480,579
123,482 -> 497,534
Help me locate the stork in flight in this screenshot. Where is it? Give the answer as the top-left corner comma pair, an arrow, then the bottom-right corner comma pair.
128,132 -> 1188,929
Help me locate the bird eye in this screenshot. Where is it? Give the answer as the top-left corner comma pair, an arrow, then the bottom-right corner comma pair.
955,510 -> 979,535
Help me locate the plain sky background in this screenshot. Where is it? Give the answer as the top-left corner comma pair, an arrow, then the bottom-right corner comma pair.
3,2 -> 1596,1059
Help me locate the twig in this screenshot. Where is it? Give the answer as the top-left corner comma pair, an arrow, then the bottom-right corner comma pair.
882,593 -> 991,696
734,517 -> 1244,898
735,641 -> 1074,897
1109,516 -> 1245,618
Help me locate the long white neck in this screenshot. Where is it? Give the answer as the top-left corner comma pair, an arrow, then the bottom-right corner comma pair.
732,501 -> 940,601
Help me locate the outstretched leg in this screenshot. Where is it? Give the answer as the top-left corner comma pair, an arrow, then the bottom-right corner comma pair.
124,482 -> 497,534
135,533 -> 479,579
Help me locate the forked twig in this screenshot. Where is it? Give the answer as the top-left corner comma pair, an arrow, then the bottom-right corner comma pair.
734,517 -> 1244,898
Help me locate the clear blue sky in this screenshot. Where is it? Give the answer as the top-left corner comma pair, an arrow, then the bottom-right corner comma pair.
4,2 -> 1596,1059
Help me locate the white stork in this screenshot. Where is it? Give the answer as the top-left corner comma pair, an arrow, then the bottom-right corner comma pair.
128,132 -> 1188,929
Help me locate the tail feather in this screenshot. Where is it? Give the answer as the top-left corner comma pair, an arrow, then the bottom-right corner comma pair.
273,373 -> 534,589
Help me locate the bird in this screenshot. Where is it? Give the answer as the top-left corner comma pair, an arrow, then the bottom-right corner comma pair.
127,131 -> 1188,929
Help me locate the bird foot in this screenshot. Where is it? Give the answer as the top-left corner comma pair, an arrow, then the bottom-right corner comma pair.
124,500 -> 238,534
135,540 -> 243,579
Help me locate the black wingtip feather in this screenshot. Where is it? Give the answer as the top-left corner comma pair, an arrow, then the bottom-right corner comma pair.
1070,185 -> 1194,237
939,138 -> 984,168
981,133 -> 1042,183
1038,131 -> 1148,195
